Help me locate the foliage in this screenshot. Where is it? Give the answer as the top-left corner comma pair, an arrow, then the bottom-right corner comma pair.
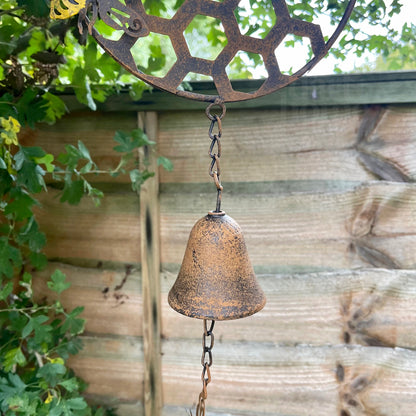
0,116 -> 115,415
0,112 -> 162,414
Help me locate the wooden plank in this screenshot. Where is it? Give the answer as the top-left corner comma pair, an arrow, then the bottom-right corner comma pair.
35,188 -> 141,264
162,269 -> 416,349
160,182 -> 416,271
161,341 -> 416,415
58,72 -> 416,112
138,112 -> 163,416
32,262 -> 142,336
67,335 -> 143,402
157,107 -> 366,184
23,111 -> 138,183
157,106 -> 416,184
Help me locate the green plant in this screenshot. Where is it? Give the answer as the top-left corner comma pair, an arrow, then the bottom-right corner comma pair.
0,115 -> 168,415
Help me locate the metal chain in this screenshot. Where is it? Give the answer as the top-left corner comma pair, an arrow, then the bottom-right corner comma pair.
206,102 -> 226,212
195,319 -> 215,416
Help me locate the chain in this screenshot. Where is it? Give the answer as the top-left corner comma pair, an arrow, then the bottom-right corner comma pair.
194,319 -> 215,416
206,101 -> 226,212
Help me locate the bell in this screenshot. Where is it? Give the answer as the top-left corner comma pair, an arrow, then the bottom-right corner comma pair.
168,211 -> 266,320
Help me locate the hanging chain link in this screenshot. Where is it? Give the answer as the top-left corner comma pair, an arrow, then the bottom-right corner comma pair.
206,102 -> 226,212
194,319 -> 215,416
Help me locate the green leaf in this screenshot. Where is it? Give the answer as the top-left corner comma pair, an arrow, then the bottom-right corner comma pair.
17,217 -> 46,252
3,347 -> 27,371
61,306 -> 85,336
0,281 -> 13,301
157,156 -> 174,172
4,188 -> 37,220
113,129 -> 154,153
42,92 -> 68,124
0,157 -> 7,170
31,314 -> 52,345
34,153 -> 55,173
72,67 -> 97,111
77,140 -> 92,161
0,236 -> 22,278
37,363 -> 66,387
48,270 -> 71,295
66,397 -> 87,410
60,180 -> 84,205
0,170 -> 13,196
58,378 -> 79,393
29,251 -> 48,270
17,0 -> 50,18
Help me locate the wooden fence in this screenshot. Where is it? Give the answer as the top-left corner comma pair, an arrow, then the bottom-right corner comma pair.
31,72 -> 416,416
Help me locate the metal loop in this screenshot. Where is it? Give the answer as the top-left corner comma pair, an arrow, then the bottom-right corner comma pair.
213,172 -> 223,191
209,137 -> 221,158
202,363 -> 211,385
204,319 -> 215,335
209,155 -> 220,178
203,332 -> 215,351
208,117 -> 222,139
205,102 -> 226,121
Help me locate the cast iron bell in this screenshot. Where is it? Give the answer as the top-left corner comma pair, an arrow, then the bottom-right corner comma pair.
168,211 -> 266,320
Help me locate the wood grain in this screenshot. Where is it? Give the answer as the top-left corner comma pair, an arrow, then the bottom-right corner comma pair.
68,335 -> 143,402
157,106 -> 416,184
162,269 -> 416,349
32,262 -> 142,336
139,112 -> 163,416
160,182 -> 416,270
35,188 -> 141,264
161,341 -> 416,416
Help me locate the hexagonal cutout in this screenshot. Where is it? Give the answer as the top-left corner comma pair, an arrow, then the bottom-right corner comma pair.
144,0 -> 177,19
226,50 -> 267,82
184,15 -> 228,61
274,34 -> 312,75
234,0 -> 276,39
183,72 -> 215,82
130,32 -> 177,77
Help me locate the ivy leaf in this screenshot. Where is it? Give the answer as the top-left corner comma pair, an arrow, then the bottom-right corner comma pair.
60,179 -> 84,205
0,170 -> 13,196
17,0 -> 50,18
37,363 -> 66,387
47,270 -> 71,295
0,281 -> 13,301
0,236 -> 22,279
129,169 -> 154,192
4,188 -> 37,220
72,66 -> 96,111
61,306 -> 85,336
16,217 -> 46,252
58,377 -> 79,393
66,397 -> 88,410
113,129 -> 154,153
34,153 -> 55,173
157,156 -> 173,172
3,347 -> 27,371
29,252 -> 48,270
31,315 -> 53,345
42,92 -> 68,124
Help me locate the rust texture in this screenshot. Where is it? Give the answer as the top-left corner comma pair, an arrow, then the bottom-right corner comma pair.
78,0 -> 356,103
168,211 -> 266,320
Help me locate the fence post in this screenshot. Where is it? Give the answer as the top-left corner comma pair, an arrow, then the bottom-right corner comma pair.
139,112 -> 163,416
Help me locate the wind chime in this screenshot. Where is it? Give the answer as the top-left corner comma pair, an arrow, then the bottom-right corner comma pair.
51,1 -> 356,414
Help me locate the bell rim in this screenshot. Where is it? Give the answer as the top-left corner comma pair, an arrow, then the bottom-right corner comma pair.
168,291 -> 266,321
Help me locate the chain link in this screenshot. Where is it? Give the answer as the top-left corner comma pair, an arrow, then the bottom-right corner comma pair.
206,102 -> 226,213
194,319 -> 215,416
